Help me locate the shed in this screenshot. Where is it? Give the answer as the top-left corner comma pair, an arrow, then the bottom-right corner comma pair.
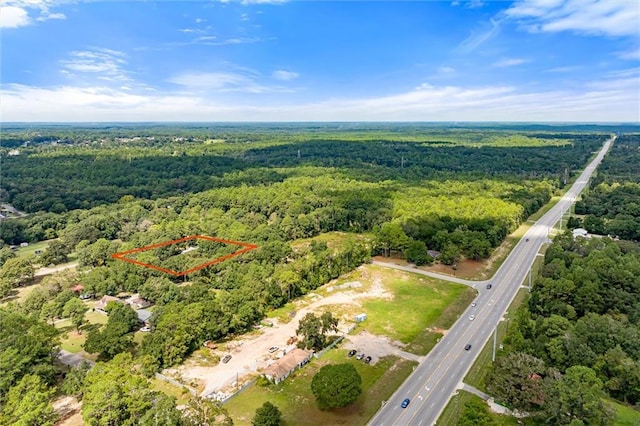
136,309 -> 153,325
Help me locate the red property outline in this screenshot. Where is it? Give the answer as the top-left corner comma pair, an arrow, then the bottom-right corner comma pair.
111,235 -> 258,277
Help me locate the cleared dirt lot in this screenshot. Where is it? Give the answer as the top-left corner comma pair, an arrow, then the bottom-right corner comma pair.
170,264 -> 426,399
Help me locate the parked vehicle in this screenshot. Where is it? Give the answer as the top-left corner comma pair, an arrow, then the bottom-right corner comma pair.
364,356 -> 372,364
348,349 -> 357,357
268,346 -> 279,353
356,353 -> 365,360
222,355 -> 232,363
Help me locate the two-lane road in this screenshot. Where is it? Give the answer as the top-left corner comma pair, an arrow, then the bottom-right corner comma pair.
368,136 -> 615,426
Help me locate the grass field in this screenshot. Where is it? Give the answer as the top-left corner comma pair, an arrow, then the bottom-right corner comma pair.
224,348 -> 417,426
609,399 -> 640,426
360,269 -> 475,354
14,240 -> 50,259
151,378 -> 192,406
436,391 -> 522,426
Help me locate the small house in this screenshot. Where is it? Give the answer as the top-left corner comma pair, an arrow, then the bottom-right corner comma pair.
262,348 -> 313,384
124,294 -> 152,309
95,295 -> 122,313
136,309 -> 153,326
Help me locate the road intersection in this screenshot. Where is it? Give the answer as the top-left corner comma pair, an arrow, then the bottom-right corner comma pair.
368,136 -> 615,426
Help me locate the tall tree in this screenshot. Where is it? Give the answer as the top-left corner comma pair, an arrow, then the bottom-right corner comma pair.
252,401 -> 282,426
82,353 -> 153,426
542,365 -> 615,425
63,297 -> 88,333
0,374 -> 56,426
311,363 -> 362,409
0,257 -> 34,287
181,396 -> 233,426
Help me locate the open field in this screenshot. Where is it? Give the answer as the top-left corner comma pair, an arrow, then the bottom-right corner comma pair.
609,399 -> 640,426
173,263 -> 471,404
14,240 -> 50,259
224,348 -> 417,426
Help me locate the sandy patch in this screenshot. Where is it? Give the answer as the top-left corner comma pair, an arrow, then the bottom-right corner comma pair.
172,265 -> 398,399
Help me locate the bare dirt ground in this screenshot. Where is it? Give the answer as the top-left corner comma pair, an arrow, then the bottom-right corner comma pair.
170,265 -> 418,400
53,396 -> 82,426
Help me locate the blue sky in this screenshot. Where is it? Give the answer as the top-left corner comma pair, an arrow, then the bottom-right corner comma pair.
1,0 -> 639,122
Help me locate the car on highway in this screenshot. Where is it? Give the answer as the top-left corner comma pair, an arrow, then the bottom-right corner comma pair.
401,398 -> 411,408
348,349 -> 357,357
465,344 -> 472,351
486,284 -> 492,289
222,354 -> 232,363
468,315 -> 476,321
471,302 -> 476,307
268,346 -> 279,353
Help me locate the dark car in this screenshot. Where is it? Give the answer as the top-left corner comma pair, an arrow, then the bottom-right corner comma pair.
465,344 -> 472,351
525,238 -> 529,242
486,284 -> 492,289
364,356 -> 372,364
348,349 -> 357,357
401,398 -> 410,408
222,354 -> 232,363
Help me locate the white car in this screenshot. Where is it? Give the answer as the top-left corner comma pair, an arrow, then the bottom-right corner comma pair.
471,302 -> 477,307
468,315 -> 476,321
268,346 -> 279,353
140,326 -> 151,332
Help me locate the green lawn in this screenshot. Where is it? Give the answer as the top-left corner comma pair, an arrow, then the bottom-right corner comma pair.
436,391 -> 523,426
14,240 -> 50,259
360,270 -> 475,354
151,378 -> 192,406
225,348 -> 417,426
609,399 -> 640,426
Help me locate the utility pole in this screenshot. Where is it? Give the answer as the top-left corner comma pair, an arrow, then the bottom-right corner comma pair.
492,325 -> 498,362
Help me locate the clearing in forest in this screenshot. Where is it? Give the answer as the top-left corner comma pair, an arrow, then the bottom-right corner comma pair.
111,235 -> 257,276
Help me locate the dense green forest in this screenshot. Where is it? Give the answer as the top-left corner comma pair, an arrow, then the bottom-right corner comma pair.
484,133 -> 640,425
572,134 -> 640,241
0,125 -> 623,424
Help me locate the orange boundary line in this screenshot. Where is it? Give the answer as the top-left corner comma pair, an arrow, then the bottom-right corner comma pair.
111,235 -> 258,276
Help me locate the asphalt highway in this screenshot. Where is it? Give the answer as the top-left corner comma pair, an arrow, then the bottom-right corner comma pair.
368,136 -> 615,426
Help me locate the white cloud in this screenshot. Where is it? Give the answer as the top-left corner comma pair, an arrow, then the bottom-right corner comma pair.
492,58 -> 530,67
3,73 -> 638,122
456,18 -> 501,53
617,48 -> 640,61
505,0 -> 640,37
60,49 -> 131,83
37,11 -> 65,21
451,0 -> 484,8
272,70 -> 299,81
0,5 -> 30,27
546,65 -> 582,72
167,70 -> 293,93
1,0 -> 67,27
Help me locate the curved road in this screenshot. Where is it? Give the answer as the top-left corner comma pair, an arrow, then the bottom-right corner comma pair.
368,136 -> 615,426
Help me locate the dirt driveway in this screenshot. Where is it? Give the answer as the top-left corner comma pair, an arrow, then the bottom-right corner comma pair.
171,266 -> 420,399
